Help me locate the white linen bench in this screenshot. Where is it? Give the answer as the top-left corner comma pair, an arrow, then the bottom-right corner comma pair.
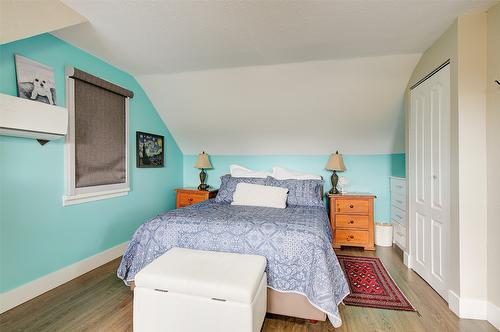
133,247 -> 267,332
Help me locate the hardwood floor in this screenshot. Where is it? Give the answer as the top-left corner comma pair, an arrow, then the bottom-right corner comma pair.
0,246 -> 496,332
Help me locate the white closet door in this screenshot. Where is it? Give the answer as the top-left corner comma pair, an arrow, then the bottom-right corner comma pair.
409,64 -> 450,300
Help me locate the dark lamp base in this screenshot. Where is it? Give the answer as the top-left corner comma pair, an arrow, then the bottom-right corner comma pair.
330,170 -> 340,195
329,187 -> 340,195
198,183 -> 209,191
198,168 -> 209,191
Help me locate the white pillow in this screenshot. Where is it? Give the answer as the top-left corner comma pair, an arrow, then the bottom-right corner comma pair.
230,164 -> 272,178
231,183 -> 288,209
271,166 -> 322,180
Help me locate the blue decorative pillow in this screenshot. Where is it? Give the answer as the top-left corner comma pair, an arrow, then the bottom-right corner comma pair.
215,175 -> 267,203
265,177 -> 324,207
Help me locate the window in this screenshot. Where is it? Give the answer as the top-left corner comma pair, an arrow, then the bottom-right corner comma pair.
63,67 -> 134,206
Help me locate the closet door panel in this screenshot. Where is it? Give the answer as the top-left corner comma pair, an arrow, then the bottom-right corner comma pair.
415,93 -> 427,205
430,87 -> 443,210
414,212 -> 427,270
431,217 -> 445,283
426,67 -> 450,299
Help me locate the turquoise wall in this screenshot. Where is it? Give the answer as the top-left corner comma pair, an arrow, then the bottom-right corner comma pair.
183,154 -> 406,222
0,34 -> 183,292
390,153 -> 406,178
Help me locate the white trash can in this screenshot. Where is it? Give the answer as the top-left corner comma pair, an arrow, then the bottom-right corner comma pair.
375,223 -> 393,247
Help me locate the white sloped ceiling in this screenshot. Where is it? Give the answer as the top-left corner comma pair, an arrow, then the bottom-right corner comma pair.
137,54 -> 420,155
0,0 -> 86,45
52,0 -> 496,154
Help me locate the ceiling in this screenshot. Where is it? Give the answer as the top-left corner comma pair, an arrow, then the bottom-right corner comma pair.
52,0 -> 496,154
54,0 -> 495,75
138,54 -> 420,155
0,0 -> 86,45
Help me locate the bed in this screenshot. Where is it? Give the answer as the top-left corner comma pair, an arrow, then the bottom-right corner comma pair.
118,197 -> 349,327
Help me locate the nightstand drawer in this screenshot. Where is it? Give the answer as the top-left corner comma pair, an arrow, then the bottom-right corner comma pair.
335,229 -> 369,246
177,193 -> 206,207
335,199 -> 369,214
336,215 -> 369,229
175,188 -> 218,208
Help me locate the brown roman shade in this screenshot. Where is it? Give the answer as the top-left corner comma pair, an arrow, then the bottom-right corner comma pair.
69,68 -> 134,98
69,68 -> 133,188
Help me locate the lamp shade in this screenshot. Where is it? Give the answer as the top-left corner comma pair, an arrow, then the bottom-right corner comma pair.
325,151 -> 346,171
194,151 -> 213,169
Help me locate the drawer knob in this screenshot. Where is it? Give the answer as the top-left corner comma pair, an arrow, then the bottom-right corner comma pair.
347,235 -> 354,241
349,204 -> 354,208
188,198 -> 193,201
349,220 -> 354,224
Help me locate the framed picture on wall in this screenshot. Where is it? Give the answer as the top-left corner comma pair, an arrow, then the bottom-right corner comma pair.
136,131 -> 165,168
15,54 -> 57,105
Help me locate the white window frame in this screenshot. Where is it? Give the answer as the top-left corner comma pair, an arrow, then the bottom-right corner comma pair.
63,67 -> 130,206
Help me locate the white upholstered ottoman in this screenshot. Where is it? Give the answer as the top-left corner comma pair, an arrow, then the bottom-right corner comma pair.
133,248 -> 267,332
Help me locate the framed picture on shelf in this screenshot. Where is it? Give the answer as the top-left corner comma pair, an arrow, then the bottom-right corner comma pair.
136,131 -> 165,168
15,54 -> 57,105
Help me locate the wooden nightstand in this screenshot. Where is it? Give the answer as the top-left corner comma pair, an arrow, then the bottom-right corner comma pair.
175,188 -> 218,208
329,193 -> 376,251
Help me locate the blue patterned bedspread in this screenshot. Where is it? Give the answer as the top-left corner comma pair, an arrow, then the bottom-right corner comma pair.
117,200 -> 349,327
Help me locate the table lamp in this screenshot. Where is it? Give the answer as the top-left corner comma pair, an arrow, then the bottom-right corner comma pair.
194,151 -> 213,190
325,151 -> 346,194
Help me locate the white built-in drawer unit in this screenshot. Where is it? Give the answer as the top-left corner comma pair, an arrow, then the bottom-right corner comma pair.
390,177 -> 407,252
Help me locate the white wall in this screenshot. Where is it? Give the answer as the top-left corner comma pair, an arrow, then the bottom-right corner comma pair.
456,13 -> 488,310
405,12 -> 491,321
486,2 -> 500,328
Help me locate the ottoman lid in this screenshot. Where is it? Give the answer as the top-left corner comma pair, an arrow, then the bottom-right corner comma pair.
135,248 -> 267,304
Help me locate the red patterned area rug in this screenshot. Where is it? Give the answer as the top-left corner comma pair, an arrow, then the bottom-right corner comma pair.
337,255 -> 416,311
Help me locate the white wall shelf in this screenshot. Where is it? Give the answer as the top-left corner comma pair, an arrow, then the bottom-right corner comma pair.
0,93 -> 68,143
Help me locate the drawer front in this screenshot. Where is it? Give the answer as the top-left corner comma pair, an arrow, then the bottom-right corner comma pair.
391,192 -> 406,210
390,178 -> 406,196
335,229 -> 369,246
336,215 -> 369,229
391,205 -> 407,226
336,199 -> 369,214
393,223 -> 407,250
178,193 -> 206,207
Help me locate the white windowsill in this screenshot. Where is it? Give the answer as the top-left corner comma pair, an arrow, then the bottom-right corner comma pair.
62,188 -> 130,206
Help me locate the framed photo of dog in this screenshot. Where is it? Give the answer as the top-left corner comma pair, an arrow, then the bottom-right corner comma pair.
15,54 -> 57,105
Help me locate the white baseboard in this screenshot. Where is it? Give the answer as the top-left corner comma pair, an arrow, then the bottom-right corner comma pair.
0,241 -> 128,314
448,290 -> 461,316
487,301 -> 500,330
403,252 -> 411,268
447,290 -> 487,320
